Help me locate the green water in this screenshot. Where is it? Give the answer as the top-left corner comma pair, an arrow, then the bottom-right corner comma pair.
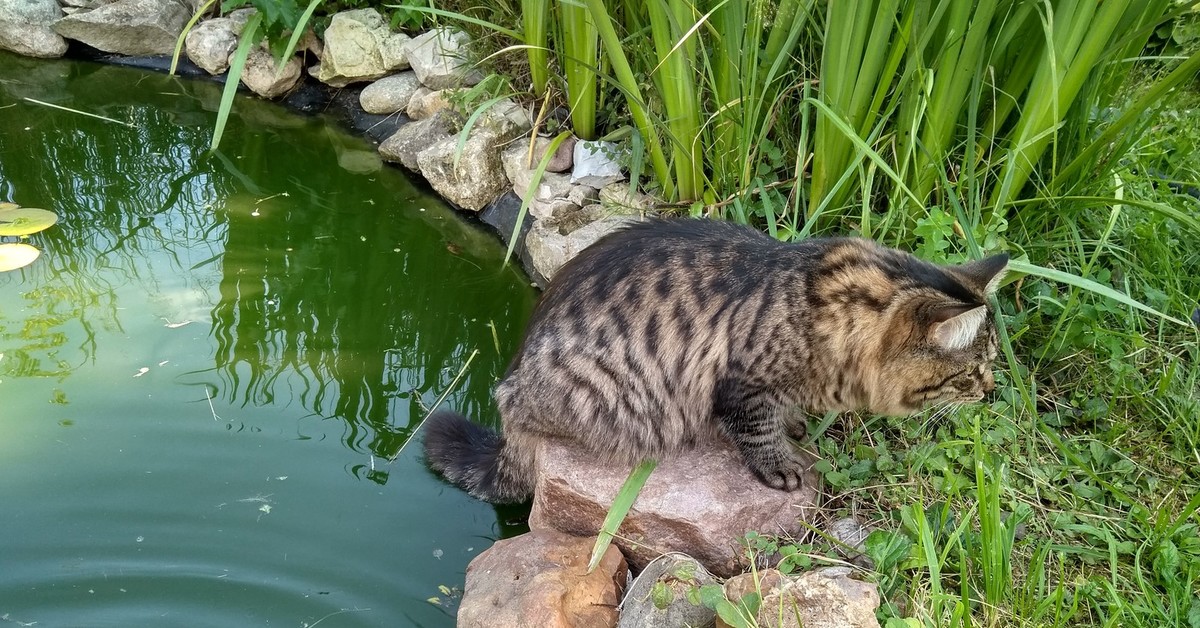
0,53 -> 537,626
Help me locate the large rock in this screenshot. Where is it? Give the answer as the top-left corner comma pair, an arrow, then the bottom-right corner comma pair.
523,213 -> 641,283
458,529 -> 628,628
359,71 -> 421,114
618,553 -> 718,628
240,46 -> 301,99
416,126 -> 511,211
53,0 -> 189,56
401,27 -> 482,90
529,439 -> 819,578
378,110 -> 455,171
314,8 -> 410,87
0,0 -> 67,58
184,16 -> 237,75
720,567 -> 880,628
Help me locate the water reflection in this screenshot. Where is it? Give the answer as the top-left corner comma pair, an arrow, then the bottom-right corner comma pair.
0,52 -> 536,480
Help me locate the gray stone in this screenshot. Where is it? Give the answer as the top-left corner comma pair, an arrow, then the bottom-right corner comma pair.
599,181 -> 656,214
240,45 -> 301,99
529,438 -> 819,578
378,110 -> 455,171
415,125 -> 511,211
572,139 -> 625,188
53,0 -> 188,56
0,0 -> 67,58
827,516 -> 872,568
721,567 -> 880,628
184,16 -> 236,75
501,141 -> 578,221
523,213 -> 641,282
618,553 -> 717,628
458,529 -> 627,628
406,86 -> 458,120
401,27 -> 482,90
315,8 -> 409,87
359,71 -> 421,114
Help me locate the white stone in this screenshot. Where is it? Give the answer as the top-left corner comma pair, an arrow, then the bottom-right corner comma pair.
53,0 -> 189,56
571,139 -> 625,188
523,214 -> 642,282
184,16 -> 236,75
315,8 -> 408,87
240,45 -> 301,99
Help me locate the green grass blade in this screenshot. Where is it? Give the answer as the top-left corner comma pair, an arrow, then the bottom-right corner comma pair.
522,0 -> 550,95
503,131 -> 573,266
210,12 -> 262,152
587,458 -> 656,573
275,0 -> 323,77
1007,259 -> 1190,327
170,0 -> 216,76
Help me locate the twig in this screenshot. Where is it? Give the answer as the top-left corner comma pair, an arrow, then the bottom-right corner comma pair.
205,386 -> 221,421
389,349 -> 480,462
304,607 -> 371,628
22,97 -> 134,127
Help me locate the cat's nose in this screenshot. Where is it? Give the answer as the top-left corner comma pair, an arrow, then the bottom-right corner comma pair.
982,370 -> 996,394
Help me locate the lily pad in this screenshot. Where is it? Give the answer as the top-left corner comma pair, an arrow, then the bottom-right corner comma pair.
0,243 -> 41,271
0,202 -> 18,212
0,207 -> 58,236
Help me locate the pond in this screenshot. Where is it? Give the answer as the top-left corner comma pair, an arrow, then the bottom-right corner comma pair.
0,52 -> 537,626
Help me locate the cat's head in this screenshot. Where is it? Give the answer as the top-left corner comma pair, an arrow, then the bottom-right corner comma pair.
864,252 -> 1008,416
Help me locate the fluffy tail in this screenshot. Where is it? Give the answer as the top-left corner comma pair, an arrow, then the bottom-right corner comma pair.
422,411 -> 536,504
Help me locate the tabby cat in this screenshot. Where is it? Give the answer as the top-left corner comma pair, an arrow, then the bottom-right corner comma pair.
424,218 -> 1007,503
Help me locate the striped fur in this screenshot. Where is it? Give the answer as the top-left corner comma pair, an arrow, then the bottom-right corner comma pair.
424,218 -> 1007,503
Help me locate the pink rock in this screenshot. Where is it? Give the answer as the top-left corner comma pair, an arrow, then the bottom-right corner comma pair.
529,439 -> 819,578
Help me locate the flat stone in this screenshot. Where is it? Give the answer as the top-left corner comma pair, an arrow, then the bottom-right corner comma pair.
529,438 -> 819,578
599,181 -> 656,213
359,71 -> 421,114
458,529 -> 627,628
721,567 -> 880,628
401,27 -> 482,90
0,0 -> 68,58
184,16 -> 237,75
523,213 -> 641,284
572,139 -> 625,188
378,110 -> 455,171
53,0 -> 189,56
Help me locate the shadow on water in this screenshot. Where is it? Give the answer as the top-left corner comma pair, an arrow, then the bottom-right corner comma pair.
0,52 -> 536,481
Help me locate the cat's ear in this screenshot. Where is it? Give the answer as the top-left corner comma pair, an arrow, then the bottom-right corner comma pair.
953,253 -> 1009,296
928,304 -> 989,351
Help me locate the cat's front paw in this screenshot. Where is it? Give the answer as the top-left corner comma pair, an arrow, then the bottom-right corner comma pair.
752,458 -> 810,492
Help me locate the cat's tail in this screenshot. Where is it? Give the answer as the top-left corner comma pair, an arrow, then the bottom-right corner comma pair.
422,411 -> 536,504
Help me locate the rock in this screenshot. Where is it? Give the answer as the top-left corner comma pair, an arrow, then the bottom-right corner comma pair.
184,16 -> 236,75
458,529 -> 628,628
240,45 -> 301,99
529,438 -> 819,578
572,139 -> 625,188
315,8 -> 410,87
599,181 -> 656,214
416,125 -> 512,211
0,0 -> 68,58
359,71 -> 421,114
826,517 -> 872,568
502,141 -> 578,221
618,553 -> 717,628
406,86 -> 457,120
537,134 -> 577,173
523,213 -> 642,283
378,110 -> 455,171
720,568 -> 880,628
53,0 -> 189,56
401,27 -> 482,90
